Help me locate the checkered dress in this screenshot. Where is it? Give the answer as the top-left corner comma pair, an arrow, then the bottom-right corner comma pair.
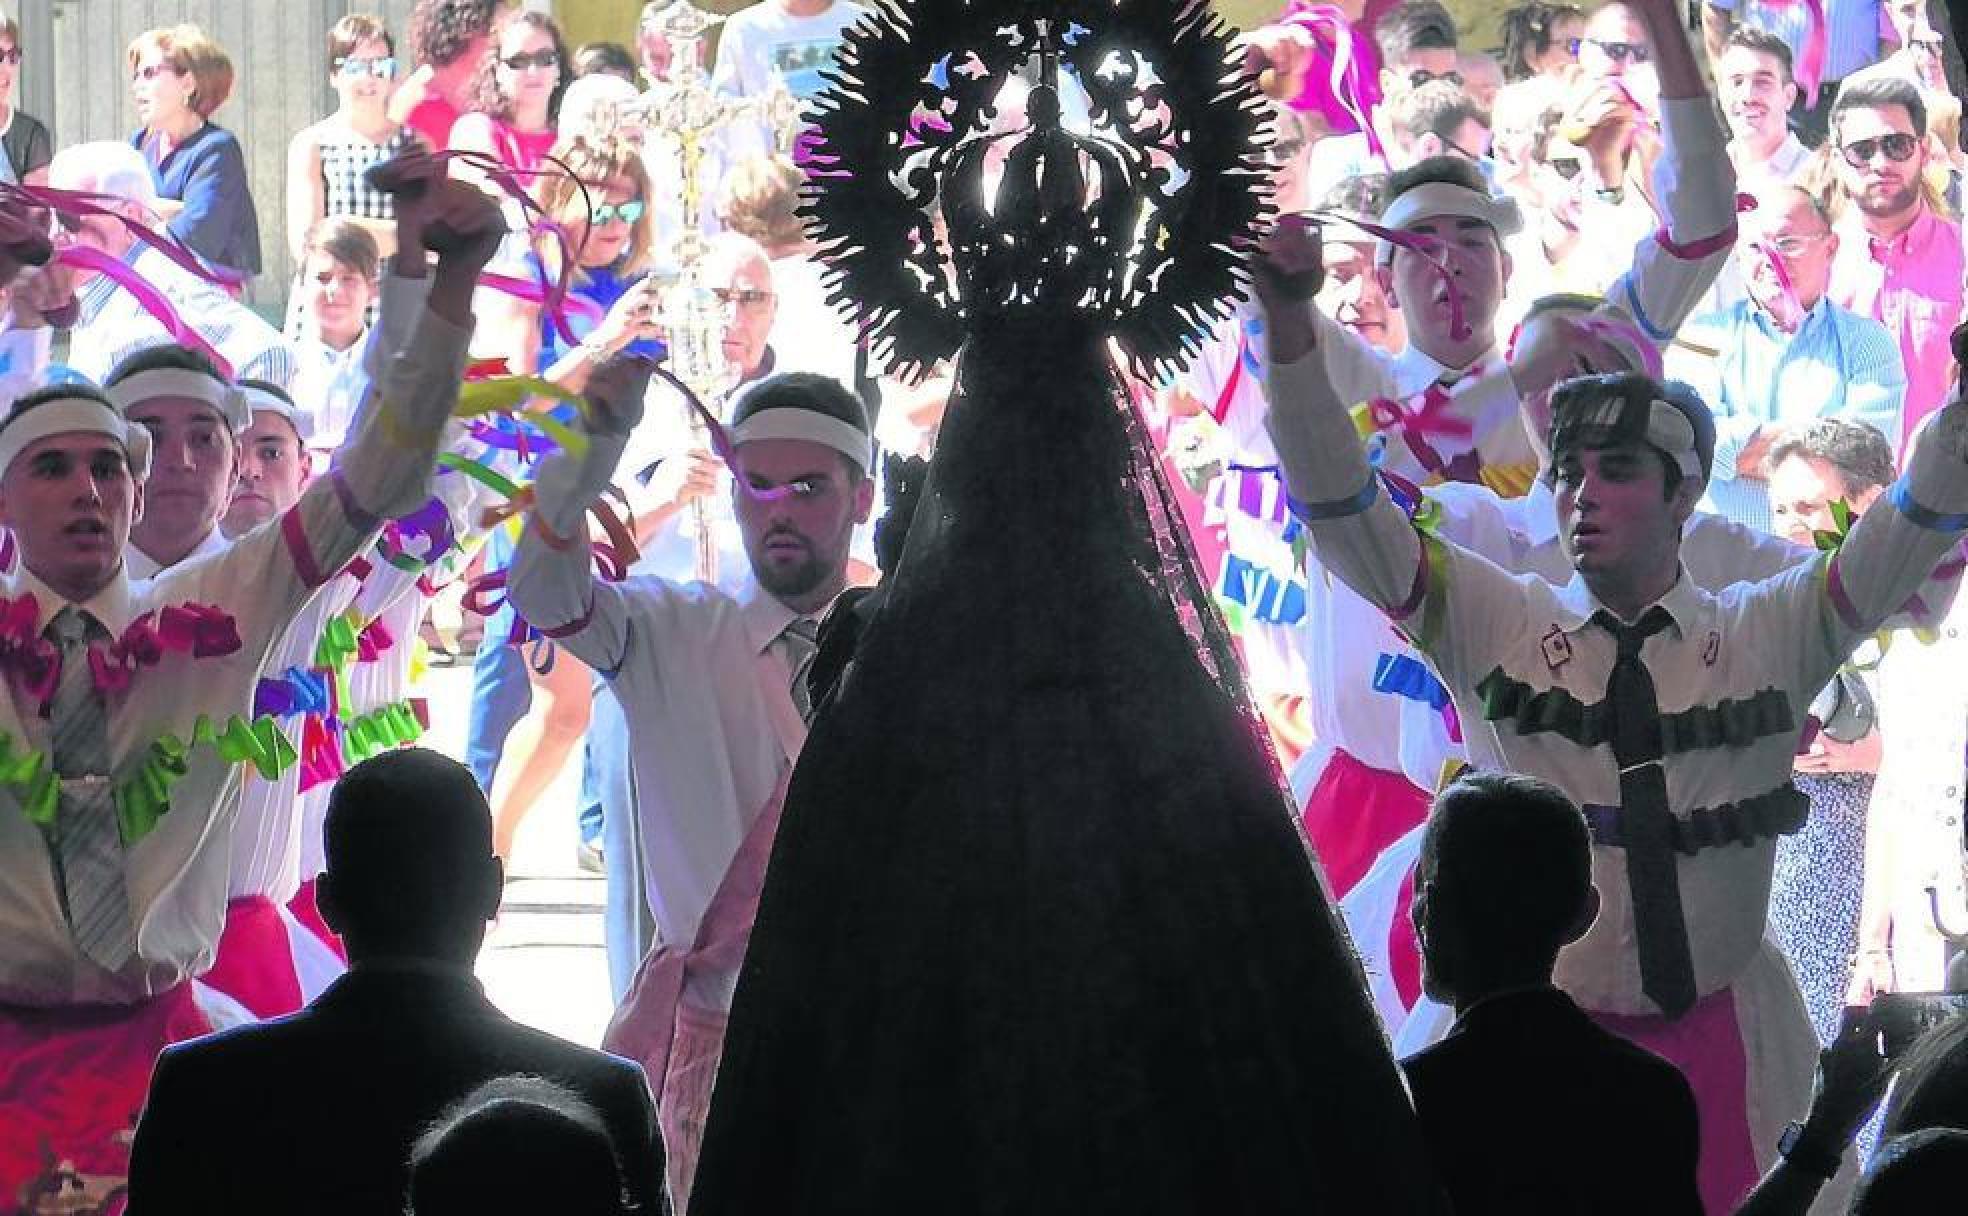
319,127 -> 414,223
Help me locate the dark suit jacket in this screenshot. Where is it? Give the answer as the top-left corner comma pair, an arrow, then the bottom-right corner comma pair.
1401,987 -> 1702,1216
127,965 -> 665,1215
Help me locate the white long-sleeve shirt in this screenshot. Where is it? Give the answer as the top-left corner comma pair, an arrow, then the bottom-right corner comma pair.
1290,94 -> 1740,782
0,291 -> 471,1007
507,425 -> 806,1010
1267,350 -> 1968,1017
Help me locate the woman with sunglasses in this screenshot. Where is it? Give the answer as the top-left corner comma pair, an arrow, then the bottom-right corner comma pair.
286,16 -> 412,269
0,10 -> 50,187
448,9 -> 569,188
126,23 -> 262,283
470,134 -> 667,868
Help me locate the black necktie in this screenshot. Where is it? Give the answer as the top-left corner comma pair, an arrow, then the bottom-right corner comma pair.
1595,607 -> 1697,1019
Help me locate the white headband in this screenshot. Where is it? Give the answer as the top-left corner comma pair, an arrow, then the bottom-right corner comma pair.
1555,395 -> 1703,480
1375,182 -> 1525,267
240,383 -> 315,443
106,368 -> 251,434
0,396 -> 154,481
730,407 -> 873,475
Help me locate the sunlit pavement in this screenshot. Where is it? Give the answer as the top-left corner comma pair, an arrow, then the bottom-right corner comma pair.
418,659 -> 614,1049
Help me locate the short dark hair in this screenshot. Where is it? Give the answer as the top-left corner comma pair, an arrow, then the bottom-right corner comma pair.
322,748 -> 495,955
407,1076 -> 629,1216
1548,372 -> 1716,495
1382,154 -> 1490,210
409,0 -> 505,69
1498,2 -> 1585,81
573,40 -> 636,80
1723,25 -> 1795,80
1318,172 -> 1390,221
1851,1129 -> 1968,1215
103,343 -> 229,388
1377,0 -> 1458,65
1390,80 -> 1489,145
731,372 -> 872,481
1420,772 -> 1593,973
327,13 -> 394,66
303,216 -> 382,283
3,381 -> 119,434
1833,75 -> 1928,141
1764,418 -> 1896,495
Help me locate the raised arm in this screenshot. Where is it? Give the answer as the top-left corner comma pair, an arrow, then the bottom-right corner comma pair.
1604,0 -> 1738,345
505,354 -> 653,675
166,160 -> 499,658
1779,376 -> 1968,694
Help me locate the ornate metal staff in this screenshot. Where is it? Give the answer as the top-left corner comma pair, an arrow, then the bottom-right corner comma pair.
625,0 -> 799,583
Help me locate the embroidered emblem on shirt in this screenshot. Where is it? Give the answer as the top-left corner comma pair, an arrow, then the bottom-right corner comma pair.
1541,625 -> 1572,671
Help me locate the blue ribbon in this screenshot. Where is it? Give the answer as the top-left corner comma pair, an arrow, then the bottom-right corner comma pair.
1890,480 -> 1968,534
1287,469 -> 1380,522
252,666 -> 332,719
1371,652 -> 1451,711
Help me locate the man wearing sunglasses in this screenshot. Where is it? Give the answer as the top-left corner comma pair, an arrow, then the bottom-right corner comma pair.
1702,0 -> 1886,146
1828,76 -> 1964,447
1303,0 -> 1462,203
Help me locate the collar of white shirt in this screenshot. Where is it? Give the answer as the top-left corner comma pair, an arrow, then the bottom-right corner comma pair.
6,561 -> 141,638
1390,339 -> 1505,398
738,577 -> 807,656
1550,563 -> 1704,638
125,526 -> 229,582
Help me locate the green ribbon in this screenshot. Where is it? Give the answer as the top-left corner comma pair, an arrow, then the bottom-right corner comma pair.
1812,497 -> 1856,552
342,701 -> 425,764
114,715 -> 299,845
314,613 -> 362,673
0,733 -> 58,828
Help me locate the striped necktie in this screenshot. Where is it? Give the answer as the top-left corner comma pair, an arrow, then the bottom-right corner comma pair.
1595,606 -> 1696,1018
779,617 -> 820,723
47,606 -> 137,972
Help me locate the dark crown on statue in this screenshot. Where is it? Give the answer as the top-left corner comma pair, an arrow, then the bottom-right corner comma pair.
802,0 -> 1274,381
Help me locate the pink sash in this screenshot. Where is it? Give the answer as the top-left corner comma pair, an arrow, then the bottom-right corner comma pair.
601,769 -> 791,1097
601,633 -> 810,1097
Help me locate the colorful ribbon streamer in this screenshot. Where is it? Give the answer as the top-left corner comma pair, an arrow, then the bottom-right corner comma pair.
1279,4 -> 1387,166
116,714 -> 298,845
50,244 -> 235,380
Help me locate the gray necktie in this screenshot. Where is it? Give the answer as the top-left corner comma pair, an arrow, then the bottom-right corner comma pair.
779,617 -> 820,723
47,607 -> 137,972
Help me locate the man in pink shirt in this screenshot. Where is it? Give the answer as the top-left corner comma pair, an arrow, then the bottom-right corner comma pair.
1827,75 -> 1965,446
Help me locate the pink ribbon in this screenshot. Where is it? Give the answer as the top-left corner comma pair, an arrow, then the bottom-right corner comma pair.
50,244 -> 236,379
1576,315 -> 1665,380
0,595 -> 59,714
1762,0 -> 1829,108
1279,4 -> 1387,166
426,149 -> 595,347
355,619 -> 395,663
1306,209 -> 1472,342
1752,239 -> 1807,331
296,712 -> 346,794
650,363 -> 805,503
0,181 -> 247,289
1368,382 -> 1475,476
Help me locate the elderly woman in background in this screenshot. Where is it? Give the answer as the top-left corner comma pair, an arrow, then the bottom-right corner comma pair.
128,23 -> 262,281
287,14 -> 411,266
0,9 -> 51,185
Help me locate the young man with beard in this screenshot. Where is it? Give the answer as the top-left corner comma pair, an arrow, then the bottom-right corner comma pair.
1286,0 -> 1736,902
0,156 -> 493,1206
1827,76 -> 1965,446
507,362 -> 874,1210
1256,198 -> 1968,1207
